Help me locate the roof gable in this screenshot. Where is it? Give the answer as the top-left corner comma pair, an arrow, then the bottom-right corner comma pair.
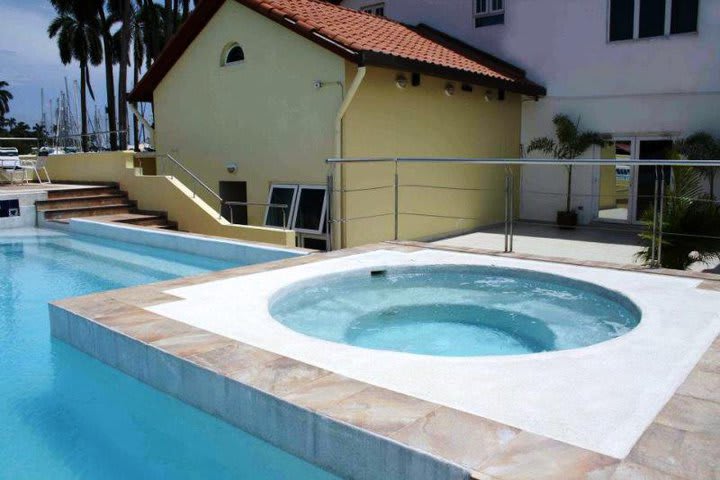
128,0 -> 545,102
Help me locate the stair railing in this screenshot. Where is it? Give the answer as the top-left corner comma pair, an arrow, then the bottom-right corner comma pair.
160,153 -> 224,220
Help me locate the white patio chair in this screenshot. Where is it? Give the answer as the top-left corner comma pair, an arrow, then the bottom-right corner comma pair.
0,151 -> 25,185
20,156 -> 51,184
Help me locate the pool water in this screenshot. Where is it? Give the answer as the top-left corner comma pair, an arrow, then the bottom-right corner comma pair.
270,265 -> 641,356
0,230 -> 337,479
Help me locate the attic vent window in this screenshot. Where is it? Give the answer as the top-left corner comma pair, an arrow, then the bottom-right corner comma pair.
223,44 -> 245,66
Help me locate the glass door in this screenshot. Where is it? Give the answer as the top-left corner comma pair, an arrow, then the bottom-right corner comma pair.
597,138 -> 633,223
632,139 -> 673,222
596,137 -> 673,224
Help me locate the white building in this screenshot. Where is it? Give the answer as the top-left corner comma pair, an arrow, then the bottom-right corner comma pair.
339,0 -> 720,224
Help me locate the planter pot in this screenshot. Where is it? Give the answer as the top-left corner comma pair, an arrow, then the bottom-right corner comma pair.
556,210 -> 578,229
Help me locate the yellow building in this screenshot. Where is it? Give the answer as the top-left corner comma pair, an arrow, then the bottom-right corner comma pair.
129,0 -> 544,249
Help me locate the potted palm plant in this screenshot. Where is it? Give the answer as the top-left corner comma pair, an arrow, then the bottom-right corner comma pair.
527,114 -> 609,227
674,132 -> 720,199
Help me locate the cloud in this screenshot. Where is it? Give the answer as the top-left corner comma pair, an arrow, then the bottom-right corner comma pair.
0,2 -> 107,124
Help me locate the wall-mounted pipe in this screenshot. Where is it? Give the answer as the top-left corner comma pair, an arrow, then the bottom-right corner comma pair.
335,66 -> 366,158
128,103 -> 155,145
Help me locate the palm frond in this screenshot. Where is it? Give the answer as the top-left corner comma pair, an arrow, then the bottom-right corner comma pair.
526,137 -> 556,156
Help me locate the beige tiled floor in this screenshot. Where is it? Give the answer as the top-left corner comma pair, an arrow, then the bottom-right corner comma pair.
52,242 -> 720,480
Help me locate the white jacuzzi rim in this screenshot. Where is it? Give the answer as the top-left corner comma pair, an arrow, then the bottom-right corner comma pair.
148,249 -> 720,457
266,262 -> 644,360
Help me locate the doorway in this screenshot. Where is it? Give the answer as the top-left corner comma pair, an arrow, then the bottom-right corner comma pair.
219,181 -> 248,225
596,137 -> 673,224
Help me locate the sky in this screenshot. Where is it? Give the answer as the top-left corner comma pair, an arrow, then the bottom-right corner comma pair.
0,0 -> 109,127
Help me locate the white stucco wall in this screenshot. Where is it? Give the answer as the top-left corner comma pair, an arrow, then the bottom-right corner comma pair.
343,0 -> 720,97
342,0 -> 720,223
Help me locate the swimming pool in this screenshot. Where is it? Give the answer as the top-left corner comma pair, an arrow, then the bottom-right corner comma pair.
0,229 -> 337,479
270,265 -> 641,356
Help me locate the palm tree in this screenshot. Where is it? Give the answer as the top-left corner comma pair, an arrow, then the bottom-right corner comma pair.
527,114 -> 609,226
675,132 -> 720,198
116,0 -> 131,149
96,0 -> 118,151
48,0 -> 103,152
0,81 -> 13,119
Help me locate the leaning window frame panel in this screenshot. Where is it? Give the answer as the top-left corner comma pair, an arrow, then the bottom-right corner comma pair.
291,185 -> 328,235
264,184 -> 299,229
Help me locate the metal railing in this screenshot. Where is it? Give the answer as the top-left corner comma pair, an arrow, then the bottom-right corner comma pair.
326,157 -> 720,269
149,153 -> 292,231
224,201 -> 288,227
157,153 -> 224,219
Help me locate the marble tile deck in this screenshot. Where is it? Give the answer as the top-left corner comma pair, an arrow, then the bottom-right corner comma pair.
52,242 -> 720,480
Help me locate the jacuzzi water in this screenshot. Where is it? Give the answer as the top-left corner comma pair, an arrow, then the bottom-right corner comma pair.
271,265 -> 641,356
0,229 -> 337,479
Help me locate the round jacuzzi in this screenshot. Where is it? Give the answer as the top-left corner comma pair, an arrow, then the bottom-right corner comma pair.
269,265 -> 641,357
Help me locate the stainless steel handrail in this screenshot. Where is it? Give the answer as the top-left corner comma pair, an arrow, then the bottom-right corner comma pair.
164,154 -> 223,202
325,156 -> 720,265
326,157 -> 720,167
161,153 -> 224,219
223,201 -> 289,228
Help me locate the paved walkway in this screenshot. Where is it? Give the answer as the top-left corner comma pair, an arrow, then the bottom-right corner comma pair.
436,222 -> 719,273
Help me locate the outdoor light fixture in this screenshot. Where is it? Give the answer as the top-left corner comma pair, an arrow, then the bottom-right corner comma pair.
395,74 -> 408,89
226,162 -> 238,173
484,90 -> 494,102
444,83 -> 456,96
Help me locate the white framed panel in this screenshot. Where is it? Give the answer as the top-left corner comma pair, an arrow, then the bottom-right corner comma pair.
291,185 -> 328,235
264,184 -> 298,228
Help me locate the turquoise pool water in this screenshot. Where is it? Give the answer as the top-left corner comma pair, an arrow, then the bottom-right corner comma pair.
0,229 -> 337,479
271,265 -> 641,357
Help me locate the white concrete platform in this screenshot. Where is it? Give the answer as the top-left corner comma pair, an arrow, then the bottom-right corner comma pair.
147,249 -> 720,458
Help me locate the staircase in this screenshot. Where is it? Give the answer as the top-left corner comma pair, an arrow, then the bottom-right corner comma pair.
36,184 -> 178,230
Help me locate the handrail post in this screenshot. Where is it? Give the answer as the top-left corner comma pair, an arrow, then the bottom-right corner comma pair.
504,167 -> 510,252
394,159 -> 399,241
651,166 -> 659,268
508,166 -> 514,252
658,167 -> 666,268
326,170 -> 334,251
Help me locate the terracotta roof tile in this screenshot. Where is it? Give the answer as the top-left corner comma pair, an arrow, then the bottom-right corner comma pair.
251,0 -> 514,80
128,0 -> 545,102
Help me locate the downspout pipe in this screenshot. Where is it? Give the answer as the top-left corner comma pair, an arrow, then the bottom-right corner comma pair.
333,65 -> 366,250
335,66 -> 366,158
128,103 -> 155,145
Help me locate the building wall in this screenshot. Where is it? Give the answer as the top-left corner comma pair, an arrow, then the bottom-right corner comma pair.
338,65 -> 522,247
342,0 -> 720,98
342,0 -> 720,224
519,93 -> 720,224
154,0 -> 345,226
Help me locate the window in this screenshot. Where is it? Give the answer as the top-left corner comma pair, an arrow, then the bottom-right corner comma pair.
609,0 -> 698,41
609,0 -> 635,41
639,0 -> 666,38
474,0 -> 504,27
671,0 -> 699,34
222,43 -> 245,66
292,186 -> 327,235
263,184 -> 328,235
264,184 -> 298,228
360,3 -> 385,16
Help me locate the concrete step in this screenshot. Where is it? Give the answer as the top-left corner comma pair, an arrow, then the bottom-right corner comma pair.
42,203 -> 136,220
47,185 -> 119,199
36,193 -> 129,211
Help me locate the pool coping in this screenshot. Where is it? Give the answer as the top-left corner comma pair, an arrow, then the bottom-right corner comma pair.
49,242 -> 720,480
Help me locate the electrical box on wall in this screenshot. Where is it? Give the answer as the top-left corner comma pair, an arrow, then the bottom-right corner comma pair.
0,199 -> 20,217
